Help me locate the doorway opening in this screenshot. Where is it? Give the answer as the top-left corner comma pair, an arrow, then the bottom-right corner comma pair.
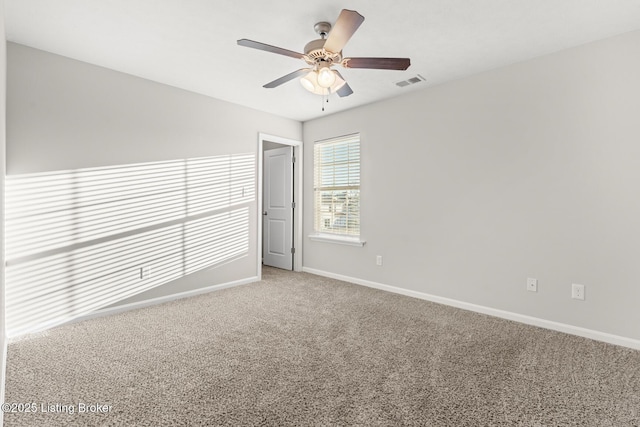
257,133 -> 303,279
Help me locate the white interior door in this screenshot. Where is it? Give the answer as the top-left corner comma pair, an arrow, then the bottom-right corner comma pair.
263,146 -> 293,270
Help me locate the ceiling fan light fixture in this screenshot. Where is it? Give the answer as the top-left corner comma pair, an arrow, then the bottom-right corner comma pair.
300,70 -> 346,95
317,63 -> 337,88
300,71 -> 318,92
331,73 -> 346,91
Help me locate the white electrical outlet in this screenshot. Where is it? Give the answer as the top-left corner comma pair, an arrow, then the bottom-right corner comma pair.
527,278 -> 538,292
571,283 -> 585,300
140,266 -> 152,279
376,255 -> 383,266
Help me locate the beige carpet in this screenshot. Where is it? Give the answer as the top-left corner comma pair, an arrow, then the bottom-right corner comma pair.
3,267 -> 640,426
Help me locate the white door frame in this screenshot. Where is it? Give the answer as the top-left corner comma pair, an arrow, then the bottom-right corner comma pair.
257,133 -> 303,278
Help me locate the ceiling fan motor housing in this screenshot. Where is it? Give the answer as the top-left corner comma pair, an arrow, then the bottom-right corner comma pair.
304,39 -> 342,65
303,21 -> 343,66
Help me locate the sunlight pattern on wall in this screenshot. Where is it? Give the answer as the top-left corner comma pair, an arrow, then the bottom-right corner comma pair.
5,154 -> 255,337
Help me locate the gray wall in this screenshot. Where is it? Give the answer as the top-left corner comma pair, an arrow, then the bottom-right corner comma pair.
1,0 -> 7,415
6,43 -> 301,332
303,30 -> 640,341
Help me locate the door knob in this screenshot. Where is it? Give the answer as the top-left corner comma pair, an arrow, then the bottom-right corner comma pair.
263,211 -> 268,216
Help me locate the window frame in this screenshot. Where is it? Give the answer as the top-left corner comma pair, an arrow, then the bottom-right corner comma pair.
308,133 -> 365,247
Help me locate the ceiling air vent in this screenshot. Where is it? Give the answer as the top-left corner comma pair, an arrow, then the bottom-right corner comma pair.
395,74 -> 426,88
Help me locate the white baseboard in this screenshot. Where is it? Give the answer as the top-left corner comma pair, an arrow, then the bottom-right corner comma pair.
65,276 -> 259,327
302,267 -> 640,351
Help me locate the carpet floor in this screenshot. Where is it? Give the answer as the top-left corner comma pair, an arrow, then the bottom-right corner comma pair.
3,267 -> 640,426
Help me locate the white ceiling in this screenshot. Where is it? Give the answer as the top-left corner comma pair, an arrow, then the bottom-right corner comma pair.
5,0 -> 640,122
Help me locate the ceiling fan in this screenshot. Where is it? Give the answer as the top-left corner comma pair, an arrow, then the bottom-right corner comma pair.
237,9 -> 410,98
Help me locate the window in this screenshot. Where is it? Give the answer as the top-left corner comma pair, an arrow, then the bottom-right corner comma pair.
312,134 -> 363,245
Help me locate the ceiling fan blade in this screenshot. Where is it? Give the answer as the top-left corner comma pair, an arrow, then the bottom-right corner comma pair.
237,39 -> 304,60
343,57 -> 411,70
336,82 -> 354,97
263,69 -> 310,88
323,9 -> 365,53
333,71 -> 353,97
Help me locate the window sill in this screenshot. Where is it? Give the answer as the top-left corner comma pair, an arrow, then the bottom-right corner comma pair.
308,234 -> 366,247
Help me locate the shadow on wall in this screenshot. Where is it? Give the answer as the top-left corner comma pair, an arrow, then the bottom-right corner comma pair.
4,153 -> 256,337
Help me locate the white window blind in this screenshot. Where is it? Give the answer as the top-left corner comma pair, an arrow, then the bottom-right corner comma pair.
314,134 -> 360,237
